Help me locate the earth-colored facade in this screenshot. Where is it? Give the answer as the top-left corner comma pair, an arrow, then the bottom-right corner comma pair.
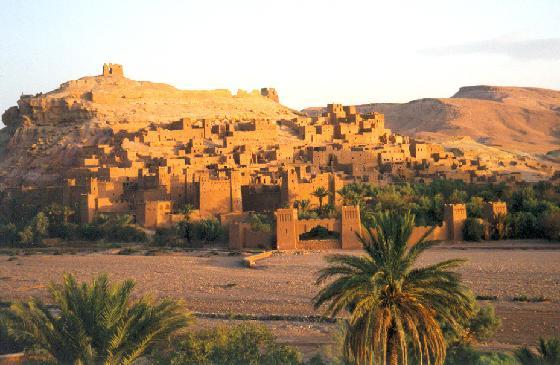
0,65 -> 522,248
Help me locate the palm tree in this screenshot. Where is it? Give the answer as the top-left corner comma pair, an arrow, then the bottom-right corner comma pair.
337,183 -> 368,207
313,211 -> 474,365
312,187 -> 329,211
180,203 -> 195,243
515,337 -> 560,365
294,199 -> 311,213
9,273 -> 190,365
181,203 -> 195,222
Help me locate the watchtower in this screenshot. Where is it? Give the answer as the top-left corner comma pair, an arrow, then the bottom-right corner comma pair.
341,205 -> 362,249
102,63 -> 124,77
276,208 -> 298,250
229,170 -> 243,212
281,168 -> 299,207
483,201 -> 507,223
444,204 -> 467,241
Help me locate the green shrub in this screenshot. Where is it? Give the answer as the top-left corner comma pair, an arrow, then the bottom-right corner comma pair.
18,226 -> 35,245
467,305 -> 501,342
105,225 -> 147,243
445,344 -> 518,365
247,213 -> 274,233
512,295 -> 547,303
155,323 -> 302,365
32,212 -> 49,241
194,219 -> 224,242
78,224 -> 103,241
542,210 -> 560,241
0,223 -> 18,247
48,223 -> 79,241
153,227 -> 179,247
509,212 -> 539,239
299,226 -> 340,240
515,337 -> 560,365
463,218 -> 484,241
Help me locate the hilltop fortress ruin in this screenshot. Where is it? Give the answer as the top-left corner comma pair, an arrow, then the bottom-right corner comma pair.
0,64 -> 533,248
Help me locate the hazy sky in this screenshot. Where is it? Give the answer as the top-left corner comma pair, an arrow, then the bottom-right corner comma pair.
1,0 -> 559,125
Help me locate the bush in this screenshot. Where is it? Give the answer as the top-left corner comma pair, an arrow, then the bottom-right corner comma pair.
194,219 -> 224,243
78,224 -> 103,241
104,225 -> 147,243
153,227 -> 179,247
299,226 -> 340,240
0,223 -> 18,247
445,344 -> 518,365
515,337 -> 560,364
509,212 -> 539,239
18,226 -> 35,246
48,223 -> 79,241
247,213 -> 273,233
467,305 -> 501,342
463,218 -> 484,241
155,323 -> 303,365
542,210 -> 560,241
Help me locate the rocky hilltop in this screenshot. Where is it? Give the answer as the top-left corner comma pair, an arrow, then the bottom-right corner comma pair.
0,64 -> 297,185
304,86 -> 560,156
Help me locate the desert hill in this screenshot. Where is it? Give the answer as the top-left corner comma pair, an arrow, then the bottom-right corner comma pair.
0,65 -> 298,185
304,86 -> 560,156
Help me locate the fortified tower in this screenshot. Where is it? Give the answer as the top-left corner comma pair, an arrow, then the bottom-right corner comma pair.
281,168 -> 299,207
102,63 -> 124,77
229,169 -> 243,212
341,205 -> 362,249
275,208 -> 298,250
483,201 -> 507,223
444,203 -> 467,241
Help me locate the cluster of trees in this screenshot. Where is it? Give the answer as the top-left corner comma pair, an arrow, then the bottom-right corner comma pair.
153,204 -> 226,247
0,203 -> 147,247
246,212 -> 275,233
336,180 -> 560,241
2,211 -> 559,364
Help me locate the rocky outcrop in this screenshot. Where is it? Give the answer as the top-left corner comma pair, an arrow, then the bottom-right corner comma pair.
0,64 -> 296,186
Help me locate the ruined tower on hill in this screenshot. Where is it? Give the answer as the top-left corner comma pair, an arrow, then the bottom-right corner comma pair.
102,63 -> 124,77
261,88 -> 279,102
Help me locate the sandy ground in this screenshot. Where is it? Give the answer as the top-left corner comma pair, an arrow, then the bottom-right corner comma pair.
1,242 -> 560,355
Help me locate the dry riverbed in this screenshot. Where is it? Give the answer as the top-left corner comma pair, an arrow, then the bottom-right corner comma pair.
1,241 -> 559,355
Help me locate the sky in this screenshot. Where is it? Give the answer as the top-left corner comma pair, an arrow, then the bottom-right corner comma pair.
1,0 -> 559,126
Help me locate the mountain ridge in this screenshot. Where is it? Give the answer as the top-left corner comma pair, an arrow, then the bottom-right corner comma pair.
303,85 -> 560,155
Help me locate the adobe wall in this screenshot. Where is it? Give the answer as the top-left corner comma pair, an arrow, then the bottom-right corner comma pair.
241,185 -> 281,212
408,223 -> 448,244
228,221 -> 274,250
298,239 -> 340,250
198,179 -> 232,215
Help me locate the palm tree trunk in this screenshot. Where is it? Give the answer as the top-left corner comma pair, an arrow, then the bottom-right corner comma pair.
389,336 -> 399,365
